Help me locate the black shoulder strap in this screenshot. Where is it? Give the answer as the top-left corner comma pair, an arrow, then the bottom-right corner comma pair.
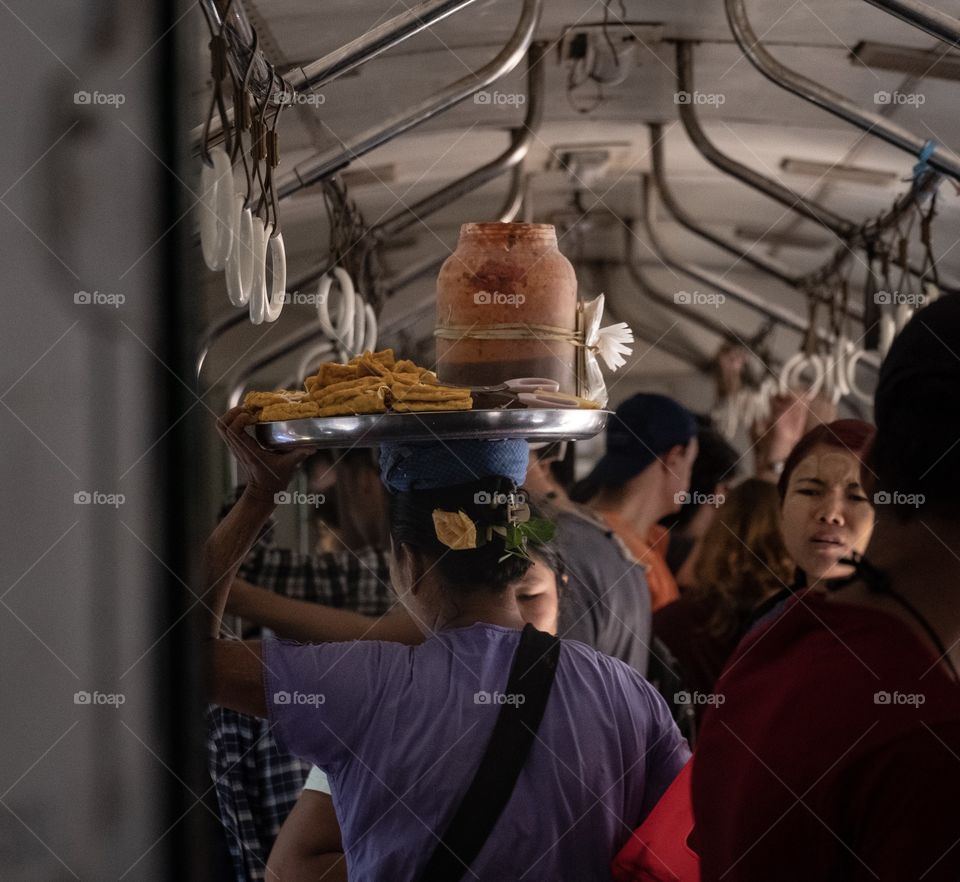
418,624 -> 562,882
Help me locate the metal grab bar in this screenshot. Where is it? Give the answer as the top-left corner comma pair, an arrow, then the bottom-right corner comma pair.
196,0 -> 483,151
725,0 -> 960,181
285,0 -> 481,93
375,41 -> 546,240
862,0 -> 960,47
275,0 -> 541,197
648,122 -> 800,287
675,42 -> 958,297
639,175 -> 880,372
385,162 -> 527,296
223,166 -> 527,407
289,40 -> 545,296
676,43 -> 852,238
623,222 -> 742,346
195,34 -> 540,389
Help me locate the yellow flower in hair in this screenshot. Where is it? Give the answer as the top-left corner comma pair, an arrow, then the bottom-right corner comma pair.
432,509 -> 478,550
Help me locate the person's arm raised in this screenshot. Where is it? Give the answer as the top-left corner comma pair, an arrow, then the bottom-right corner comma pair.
228,577 -> 426,644
203,407 -> 317,717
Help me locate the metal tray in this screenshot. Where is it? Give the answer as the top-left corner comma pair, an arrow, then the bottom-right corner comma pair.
255,408 -> 610,448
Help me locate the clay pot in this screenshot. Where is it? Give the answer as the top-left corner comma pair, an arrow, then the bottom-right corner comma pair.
435,223 -> 578,392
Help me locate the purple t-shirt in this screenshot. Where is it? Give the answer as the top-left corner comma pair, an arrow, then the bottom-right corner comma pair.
263,623 -> 689,881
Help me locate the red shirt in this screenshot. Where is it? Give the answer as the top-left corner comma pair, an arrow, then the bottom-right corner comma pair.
692,591 -> 960,882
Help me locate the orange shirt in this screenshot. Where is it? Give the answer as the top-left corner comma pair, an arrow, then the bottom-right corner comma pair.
600,513 -> 679,612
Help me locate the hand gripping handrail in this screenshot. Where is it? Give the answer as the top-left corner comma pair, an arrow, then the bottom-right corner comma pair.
725,0 -> 960,181
648,122 -> 801,287
862,0 -> 960,48
195,0 -> 484,151
275,0 -> 541,199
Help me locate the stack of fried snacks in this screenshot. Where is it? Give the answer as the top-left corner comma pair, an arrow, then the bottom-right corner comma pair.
245,349 -> 472,422
242,389 -> 321,422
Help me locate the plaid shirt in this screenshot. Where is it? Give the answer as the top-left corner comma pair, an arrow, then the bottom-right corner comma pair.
208,538 -> 393,882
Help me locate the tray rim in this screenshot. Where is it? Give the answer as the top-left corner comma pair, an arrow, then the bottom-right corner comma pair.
253,407 -> 610,448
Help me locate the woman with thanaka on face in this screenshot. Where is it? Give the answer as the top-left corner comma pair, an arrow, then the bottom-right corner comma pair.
206,422 -> 689,881
774,418 -> 876,589
692,296 -> 960,881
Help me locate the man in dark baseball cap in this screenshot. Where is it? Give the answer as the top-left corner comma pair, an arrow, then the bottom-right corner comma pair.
574,393 -> 698,611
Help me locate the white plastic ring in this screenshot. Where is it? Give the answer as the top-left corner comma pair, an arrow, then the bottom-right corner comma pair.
316,275 -> 336,337
296,342 -> 336,384
845,347 -> 874,406
225,197 -> 254,307
786,353 -> 825,398
779,351 -> 806,396
261,229 -> 286,323
352,291 -> 366,357
831,337 -> 852,399
248,217 -> 269,325
200,147 -> 234,271
362,302 -> 378,354
331,267 -> 356,351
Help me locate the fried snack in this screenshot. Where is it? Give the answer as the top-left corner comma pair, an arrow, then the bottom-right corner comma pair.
307,362 -> 359,390
309,375 -> 385,402
348,348 -> 395,368
315,384 -> 389,409
251,349 -> 463,421
259,400 -> 322,422
392,398 -> 472,412
317,391 -> 387,417
356,355 -> 393,378
390,381 -> 470,403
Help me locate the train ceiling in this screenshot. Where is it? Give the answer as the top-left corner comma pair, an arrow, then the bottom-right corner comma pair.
192,0 -> 960,403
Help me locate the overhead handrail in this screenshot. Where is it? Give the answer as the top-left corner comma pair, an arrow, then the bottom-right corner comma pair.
648,122 -> 800,288
374,41 -> 546,240
195,0 -> 483,151
675,41 -> 958,297
221,164 -> 528,408
623,221 -> 742,347
195,36 -> 539,391
289,40 -> 545,295
675,42 -> 852,238
725,0 -> 960,181
862,0 -> 960,48
275,0 -> 541,198
384,161 -> 527,297
639,175 -> 880,373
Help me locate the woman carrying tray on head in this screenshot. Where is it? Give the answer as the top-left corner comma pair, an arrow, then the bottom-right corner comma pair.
205,406 -> 689,881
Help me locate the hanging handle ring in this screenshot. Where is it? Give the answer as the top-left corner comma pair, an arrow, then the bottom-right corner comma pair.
261,228 -> 286,323
248,216 -> 269,325
225,196 -> 254,307
331,267 -> 357,353
200,146 -> 235,271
